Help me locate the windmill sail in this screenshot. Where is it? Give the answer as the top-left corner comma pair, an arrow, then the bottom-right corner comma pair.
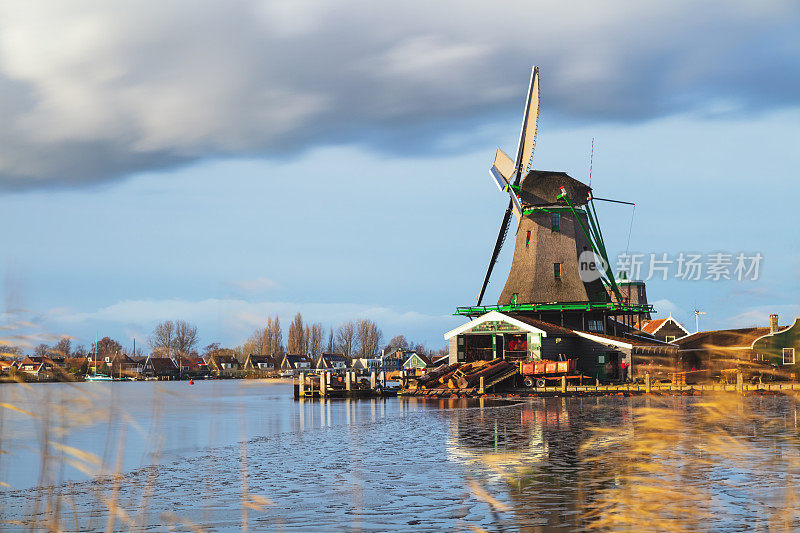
491,147 -> 523,218
513,66 -> 540,182
477,201 -> 513,306
492,147 -> 515,182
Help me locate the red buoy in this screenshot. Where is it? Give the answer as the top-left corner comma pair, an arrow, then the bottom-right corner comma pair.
189,379 -> 194,385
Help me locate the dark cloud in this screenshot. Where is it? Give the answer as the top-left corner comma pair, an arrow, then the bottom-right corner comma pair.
0,0 -> 797,189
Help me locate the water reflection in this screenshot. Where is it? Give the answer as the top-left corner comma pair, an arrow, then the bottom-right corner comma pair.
2,383 -> 800,531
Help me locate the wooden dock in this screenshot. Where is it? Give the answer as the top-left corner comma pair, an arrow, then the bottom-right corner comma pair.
297,369 -> 800,399
293,370 -> 402,399
400,375 -> 800,398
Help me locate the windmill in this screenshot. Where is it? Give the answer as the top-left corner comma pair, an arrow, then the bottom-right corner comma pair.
475,67 -> 625,311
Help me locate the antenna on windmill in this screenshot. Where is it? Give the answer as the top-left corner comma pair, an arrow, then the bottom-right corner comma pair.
477,66 -> 540,306
588,137 -> 594,187
694,309 -> 706,333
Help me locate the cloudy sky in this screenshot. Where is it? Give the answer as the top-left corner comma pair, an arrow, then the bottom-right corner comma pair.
1,0 -> 798,352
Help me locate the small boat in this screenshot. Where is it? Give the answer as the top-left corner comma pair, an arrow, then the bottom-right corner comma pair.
85,374 -> 113,382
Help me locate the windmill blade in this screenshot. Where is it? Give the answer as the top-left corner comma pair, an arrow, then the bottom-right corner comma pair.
489,166 -> 509,192
509,186 -> 523,219
477,201 -> 513,306
493,147 -> 515,182
490,167 -> 523,219
513,66 -> 540,183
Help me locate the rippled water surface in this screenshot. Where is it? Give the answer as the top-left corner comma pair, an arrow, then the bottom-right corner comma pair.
1,380 -> 799,531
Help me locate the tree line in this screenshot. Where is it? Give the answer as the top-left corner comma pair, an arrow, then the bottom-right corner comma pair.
242,313 -> 384,361
240,312 -> 444,362
1,314 -> 445,364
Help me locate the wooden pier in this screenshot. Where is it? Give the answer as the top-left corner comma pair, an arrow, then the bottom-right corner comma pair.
400,378 -> 800,398
293,370 -> 402,399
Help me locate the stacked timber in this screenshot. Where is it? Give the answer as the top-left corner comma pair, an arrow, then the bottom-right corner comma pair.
415,363 -> 459,389
455,360 -> 515,389
414,359 -> 516,391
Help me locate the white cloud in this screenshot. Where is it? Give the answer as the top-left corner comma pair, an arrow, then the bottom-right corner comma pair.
0,0 -> 796,188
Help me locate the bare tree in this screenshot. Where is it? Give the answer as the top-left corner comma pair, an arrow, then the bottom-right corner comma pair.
309,323 -> 324,358
174,320 -> 199,356
149,320 -> 198,358
204,343 -> 221,355
335,321 -> 357,360
327,329 -> 334,353
0,345 -> 24,359
53,337 -> 72,358
265,316 -> 284,356
34,343 -> 49,358
287,313 -> 305,354
385,335 -> 409,353
412,342 -> 428,356
244,327 -> 266,355
357,319 -> 383,358
149,321 -> 176,357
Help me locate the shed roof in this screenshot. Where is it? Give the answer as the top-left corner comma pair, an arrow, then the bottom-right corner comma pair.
147,357 -> 178,373
248,354 -> 275,364
506,314 -> 576,336
635,317 -> 690,336
576,331 -> 678,351
672,328 -> 771,351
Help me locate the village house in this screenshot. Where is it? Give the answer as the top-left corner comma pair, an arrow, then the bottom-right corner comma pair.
635,315 -> 691,342
178,356 -> 211,378
351,358 -> 381,372
64,357 -> 88,375
402,352 -> 431,375
243,354 -> 278,371
673,314 -> 800,378
107,353 -> 142,379
752,316 -> 800,374
141,357 -> 179,379
205,353 -> 241,376
280,354 -> 314,374
18,356 -> 56,379
0,360 -> 17,374
315,353 -> 349,370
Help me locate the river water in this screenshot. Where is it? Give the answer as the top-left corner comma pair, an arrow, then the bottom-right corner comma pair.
1,380 -> 799,531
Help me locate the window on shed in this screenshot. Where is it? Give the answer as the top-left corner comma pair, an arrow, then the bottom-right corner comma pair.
588,320 -> 603,332
551,213 -> 560,232
665,336 -> 677,342
783,348 -> 795,365
526,230 -> 531,247
553,263 -> 561,279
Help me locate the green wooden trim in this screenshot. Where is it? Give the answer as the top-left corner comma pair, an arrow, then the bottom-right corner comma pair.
557,190 -> 623,302
455,301 -> 654,316
522,206 -> 584,216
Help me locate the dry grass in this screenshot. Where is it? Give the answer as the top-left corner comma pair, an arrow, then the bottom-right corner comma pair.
0,379 -> 271,531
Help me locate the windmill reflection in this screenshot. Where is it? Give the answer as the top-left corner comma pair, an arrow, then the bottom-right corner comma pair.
446,397 -> 631,531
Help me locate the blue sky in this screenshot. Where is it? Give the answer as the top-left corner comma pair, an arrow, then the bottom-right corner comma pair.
0,1 -> 798,352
